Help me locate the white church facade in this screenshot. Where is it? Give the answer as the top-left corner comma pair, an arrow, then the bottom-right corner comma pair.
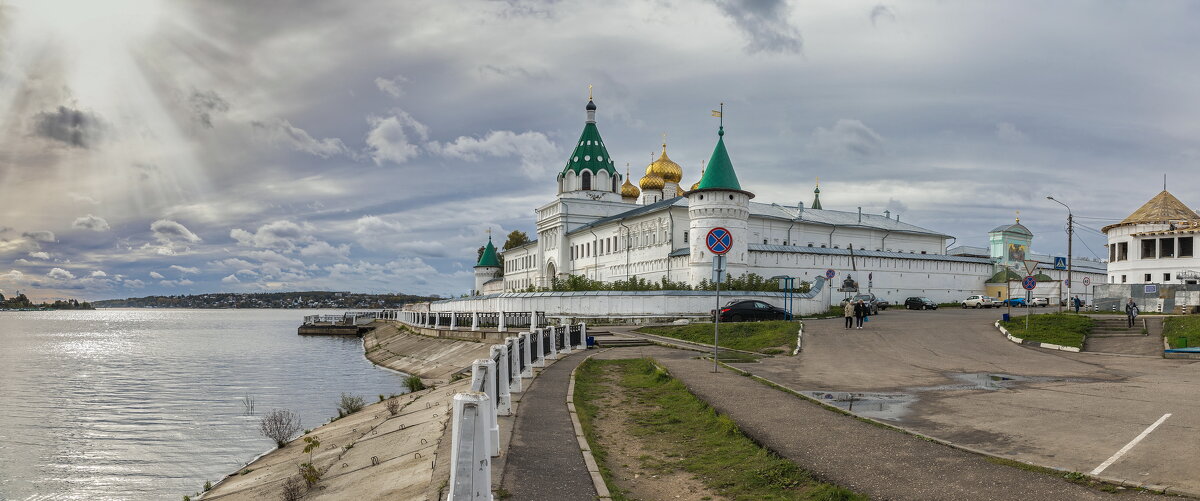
466,96 -> 1105,308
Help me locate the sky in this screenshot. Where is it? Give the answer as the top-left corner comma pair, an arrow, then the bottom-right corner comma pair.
1,0 -> 1198,301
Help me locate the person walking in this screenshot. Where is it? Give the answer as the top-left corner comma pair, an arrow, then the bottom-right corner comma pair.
843,299 -> 855,329
854,300 -> 867,329
1073,296 -> 1082,314
1125,298 -> 1139,328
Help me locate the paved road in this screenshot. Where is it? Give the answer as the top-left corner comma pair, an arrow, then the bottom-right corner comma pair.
615,308 -> 1200,496
499,351 -> 596,501
594,346 -> 1165,501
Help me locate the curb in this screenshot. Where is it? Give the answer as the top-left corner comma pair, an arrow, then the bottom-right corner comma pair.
712,360 -> 1197,499
566,349 -> 613,500
994,320 -> 1081,353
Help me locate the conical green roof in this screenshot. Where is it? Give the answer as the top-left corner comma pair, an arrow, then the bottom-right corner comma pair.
811,185 -> 823,210
987,269 -> 1022,283
693,127 -> 751,197
561,101 -> 617,176
476,237 -> 500,268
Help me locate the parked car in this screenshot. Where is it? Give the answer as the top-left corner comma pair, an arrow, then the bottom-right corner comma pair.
1000,297 -> 1028,307
961,295 -> 996,309
841,293 -> 889,315
1030,297 -> 1050,307
712,300 -> 791,322
904,297 -> 938,310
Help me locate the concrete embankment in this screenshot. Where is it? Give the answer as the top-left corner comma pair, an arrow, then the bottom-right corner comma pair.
203,321 -> 494,500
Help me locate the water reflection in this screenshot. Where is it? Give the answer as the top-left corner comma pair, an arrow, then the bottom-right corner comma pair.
0,309 -> 408,500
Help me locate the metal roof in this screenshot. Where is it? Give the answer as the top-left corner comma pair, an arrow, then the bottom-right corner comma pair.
747,244 -> 992,264
567,197 -> 686,235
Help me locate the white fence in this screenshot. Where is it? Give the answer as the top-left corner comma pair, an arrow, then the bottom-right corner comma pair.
389,309 -> 547,332
446,324 -> 587,501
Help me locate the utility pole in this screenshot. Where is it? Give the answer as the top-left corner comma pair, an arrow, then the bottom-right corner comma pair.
1047,196 -> 1073,313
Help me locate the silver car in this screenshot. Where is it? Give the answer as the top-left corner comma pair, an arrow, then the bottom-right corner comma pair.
1031,297 -> 1050,307
961,295 -> 995,309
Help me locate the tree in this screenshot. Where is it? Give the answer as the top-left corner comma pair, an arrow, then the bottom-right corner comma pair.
259,409 -> 302,448
502,230 -> 531,250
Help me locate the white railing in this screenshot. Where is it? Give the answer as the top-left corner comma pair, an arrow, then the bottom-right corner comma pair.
391,309 -> 546,332
446,323 -> 587,500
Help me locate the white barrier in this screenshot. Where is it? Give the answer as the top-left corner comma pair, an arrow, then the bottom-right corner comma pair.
470,359 -> 500,457
447,392 -> 493,501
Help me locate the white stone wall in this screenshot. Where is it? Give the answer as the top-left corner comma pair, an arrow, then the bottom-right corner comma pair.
430,289 -> 830,317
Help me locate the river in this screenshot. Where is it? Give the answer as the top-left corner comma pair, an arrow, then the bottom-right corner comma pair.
0,309 -> 408,500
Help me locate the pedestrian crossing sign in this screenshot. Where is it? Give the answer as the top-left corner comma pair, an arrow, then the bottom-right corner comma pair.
1054,257 -> 1067,270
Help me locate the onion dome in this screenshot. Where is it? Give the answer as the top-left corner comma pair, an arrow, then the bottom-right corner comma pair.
639,171 -> 665,190
811,180 -> 823,210
649,141 -> 683,183
690,162 -> 705,191
621,174 -> 640,198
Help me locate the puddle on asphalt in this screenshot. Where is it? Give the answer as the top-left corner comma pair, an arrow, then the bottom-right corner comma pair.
805,372 -> 1094,421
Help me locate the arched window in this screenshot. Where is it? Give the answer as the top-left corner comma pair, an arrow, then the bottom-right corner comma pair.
612,176 -> 618,192
582,171 -> 592,190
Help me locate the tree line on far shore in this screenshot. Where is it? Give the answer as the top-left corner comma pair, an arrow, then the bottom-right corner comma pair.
0,293 -> 94,310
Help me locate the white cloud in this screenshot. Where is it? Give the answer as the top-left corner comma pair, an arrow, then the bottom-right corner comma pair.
151,219 -> 201,243
996,122 -> 1028,143
251,118 -> 349,158
230,220 -> 312,251
90,270 -> 107,278
365,110 -> 429,165
170,265 -> 200,275
300,240 -> 351,260
1,270 -> 25,281
221,274 -> 241,284
47,268 -> 76,280
72,214 -> 111,231
28,251 -> 50,260
375,74 -> 408,98
149,271 -> 165,279
428,130 -> 559,179
123,279 -> 145,288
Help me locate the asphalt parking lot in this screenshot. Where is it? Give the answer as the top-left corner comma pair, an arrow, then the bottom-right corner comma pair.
747,307 -> 1200,494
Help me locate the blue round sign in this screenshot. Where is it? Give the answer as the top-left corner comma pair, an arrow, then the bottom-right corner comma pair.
706,227 -> 732,255
825,269 -> 836,279
1022,275 -> 1037,290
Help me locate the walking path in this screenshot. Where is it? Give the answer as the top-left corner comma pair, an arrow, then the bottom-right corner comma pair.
499,350 -> 597,500
593,346 -> 1164,501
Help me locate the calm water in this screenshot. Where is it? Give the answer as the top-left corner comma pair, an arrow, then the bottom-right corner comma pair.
0,309 -> 409,500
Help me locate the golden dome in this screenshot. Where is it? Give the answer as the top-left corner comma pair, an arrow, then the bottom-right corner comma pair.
639,172 -> 664,190
648,143 -> 683,183
620,169 -> 640,198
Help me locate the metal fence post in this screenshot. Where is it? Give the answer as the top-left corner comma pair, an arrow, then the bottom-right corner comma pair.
472,311 -> 480,331
505,337 -> 523,393
519,332 -> 533,378
470,359 -> 500,456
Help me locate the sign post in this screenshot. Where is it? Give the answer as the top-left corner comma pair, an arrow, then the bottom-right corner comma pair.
706,228 -> 732,373
1022,275 -> 1037,331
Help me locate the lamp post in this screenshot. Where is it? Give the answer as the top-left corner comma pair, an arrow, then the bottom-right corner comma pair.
1047,196 -> 1073,313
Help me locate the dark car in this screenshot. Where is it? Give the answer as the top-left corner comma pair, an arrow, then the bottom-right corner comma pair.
712,300 -> 791,322
903,297 -> 938,310
842,293 -> 888,315
1000,297 -> 1028,307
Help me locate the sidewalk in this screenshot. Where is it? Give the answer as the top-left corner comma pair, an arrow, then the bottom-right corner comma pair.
499,350 -> 597,500
593,346 -> 1164,501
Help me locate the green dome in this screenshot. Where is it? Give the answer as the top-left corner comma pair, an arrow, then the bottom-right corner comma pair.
692,126 -> 753,198
476,237 -> 500,268
561,101 -> 617,177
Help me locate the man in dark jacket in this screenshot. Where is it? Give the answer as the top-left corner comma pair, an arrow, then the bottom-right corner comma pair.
1073,296 -> 1082,313
1125,298 -> 1139,328
854,300 -> 867,329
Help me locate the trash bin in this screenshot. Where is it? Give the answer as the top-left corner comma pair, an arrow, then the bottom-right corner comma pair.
1002,313 -> 1010,322
586,336 -> 596,348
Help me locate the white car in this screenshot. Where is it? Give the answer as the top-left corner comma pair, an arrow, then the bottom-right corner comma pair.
1031,297 -> 1050,307
961,295 -> 996,309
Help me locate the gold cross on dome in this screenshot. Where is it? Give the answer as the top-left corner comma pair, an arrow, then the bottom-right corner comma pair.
588,84 -> 593,100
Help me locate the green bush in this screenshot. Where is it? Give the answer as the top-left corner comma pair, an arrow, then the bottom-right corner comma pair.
405,375 -> 426,392
336,393 -> 365,417
518,273 -> 809,293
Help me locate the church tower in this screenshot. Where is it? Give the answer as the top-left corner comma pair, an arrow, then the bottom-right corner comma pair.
687,107 -> 754,285
474,236 -> 501,295
556,92 -> 623,201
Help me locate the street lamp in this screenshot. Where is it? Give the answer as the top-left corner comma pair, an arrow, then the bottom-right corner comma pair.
1046,196 -> 1074,312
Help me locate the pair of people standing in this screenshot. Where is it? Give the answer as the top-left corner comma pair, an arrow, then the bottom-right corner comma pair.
843,300 -> 869,329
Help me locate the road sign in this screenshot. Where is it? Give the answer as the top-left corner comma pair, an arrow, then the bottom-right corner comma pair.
706,227 -> 732,255
1022,275 -> 1037,290
711,255 -> 727,282
1054,257 -> 1067,270
1082,276 -> 1092,287
1064,279 -> 1071,287
1023,260 -> 1040,275
824,269 -> 836,279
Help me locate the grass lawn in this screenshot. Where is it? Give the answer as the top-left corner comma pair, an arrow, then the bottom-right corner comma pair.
573,358 -> 863,501
638,320 -> 798,353
1163,316 -> 1200,348
999,313 -> 1092,348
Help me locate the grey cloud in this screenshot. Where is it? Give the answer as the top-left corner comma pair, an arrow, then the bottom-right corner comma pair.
72,214 -> 111,231
22,231 -> 56,243
133,163 -> 160,181
32,106 -> 108,148
365,110 -> 429,165
230,220 -> 313,251
170,265 -> 200,275
374,75 -> 408,98
428,130 -> 558,179
810,119 -> 885,157
870,4 -> 896,26
251,118 -> 349,158
189,89 -> 230,128
0,227 -> 11,233
713,0 -> 803,54
151,219 -> 202,243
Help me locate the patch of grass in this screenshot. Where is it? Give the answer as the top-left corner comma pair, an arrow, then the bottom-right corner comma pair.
638,320 -> 799,353
1164,316 -> 1200,349
999,313 -> 1092,348
575,358 -> 865,501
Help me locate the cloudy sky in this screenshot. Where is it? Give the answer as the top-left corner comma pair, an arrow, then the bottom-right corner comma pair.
1,0 -> 1197,301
